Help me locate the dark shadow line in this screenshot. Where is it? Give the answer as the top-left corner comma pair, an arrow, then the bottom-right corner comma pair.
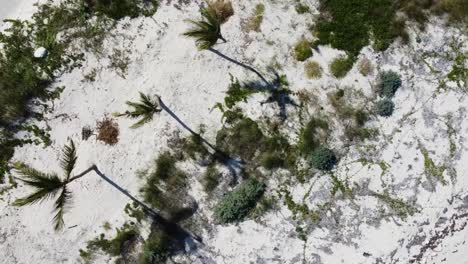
93,166 -> 202,243
208,47 -> 272,87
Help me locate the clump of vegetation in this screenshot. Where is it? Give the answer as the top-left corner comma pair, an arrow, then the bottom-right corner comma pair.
314,0 -> 407,62
372,191 -> 417,219
223,75 -> 258,109
216,117 -> 265,160
434,0 -> 468,23
330,56 -> 353,78
246,3 -> 265,32
421,148 -> 447,187
377,71 -> 402,97
309,146 -> 337,171
83,0 -> 158,20
96,117 -> 119,145
139,229 -> 172,264
358,58 -> 373,76
305,61 -> 322,79
215,178 -> 266,224
81,223 -> 139,257
202,165 -> 220,192
295,2 -> 310,14
114,92 -> 162,128
375,99 -> 395,117
209,0 -> 234,23
293,39 -> 313,62
299,118 -> 329,154
260,152 -> 284,170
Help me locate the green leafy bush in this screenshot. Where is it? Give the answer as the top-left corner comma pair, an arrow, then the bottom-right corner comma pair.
84,0 -> 158,20
246,3 -> 265,32
224,75 -> 257,109
377,71 -> 402,97
330,56 -> 353,78
309,146 -> 337,171
214,178 -> 266,223
294,39 -> 313,61
375,99 -> 395,117
82,223 -> 139,257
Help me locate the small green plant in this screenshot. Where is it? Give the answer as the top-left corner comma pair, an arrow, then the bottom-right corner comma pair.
294,39 -> 313,61
358,58 -> 373,76
375,99 -> 395,117
215,178 -> 266,223
377,71 -> 402,97
309,146 -> 337,171
82,223 -> 139,257
372,191 -> 417,219
246,3 -> 265,32
299,118 -> 329,154
330,56 -> 353,78
140,229 -> 172,264
223,75 -> 258,108
305,61 -> 322,79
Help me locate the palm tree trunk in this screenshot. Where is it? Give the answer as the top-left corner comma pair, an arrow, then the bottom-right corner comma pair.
67,165 -> 202,242
207,47 -> 271,87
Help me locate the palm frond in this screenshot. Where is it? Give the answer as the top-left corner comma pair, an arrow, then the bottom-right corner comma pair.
60,139 -> 77,180
117,92 -> 161,128
183,4 -> 225,50
13,162 -> 64,206
52,187 -> 72,231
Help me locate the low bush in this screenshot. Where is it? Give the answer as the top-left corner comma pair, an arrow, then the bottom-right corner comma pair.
375,99 -> 395,117
330,56 -> 353,78
305,61 -> 322,79
83,0 -> 158,20
260,152 -> 284,170
358,58 -> 373,76
96,117 -> 119,145
295,3 -> 310,14
224,75 -> 257,109
140,229 -> 172,264
377,71 -> 402,97
210,0 -> 234,23
216,117 -> 265,160
294,39 -> 313,61
214,178 -> 266,223
309,146 -> 337,171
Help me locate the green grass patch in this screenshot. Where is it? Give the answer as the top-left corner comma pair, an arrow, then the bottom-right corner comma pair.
329,56 -> 353,78
246,3 -> 265,32
293,39 -> 313,62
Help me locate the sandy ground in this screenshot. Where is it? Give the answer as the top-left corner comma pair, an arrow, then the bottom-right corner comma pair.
0,1 -> 467,264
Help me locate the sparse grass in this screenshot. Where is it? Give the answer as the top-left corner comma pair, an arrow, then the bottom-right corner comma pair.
305,61 -> 322,79
210,0 -> 234,23
358,58 -> 373,76
223,75 -> 258,109
96,117 -> 119,145
330,56 -> 353,78
215,178 -> 266,224
246,3 -> 265,32
294,39 -> 313,62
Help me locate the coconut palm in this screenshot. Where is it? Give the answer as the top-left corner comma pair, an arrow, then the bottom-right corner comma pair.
183,3 -> 226,50
13,139 -> 161,231
113,92 -> 162,128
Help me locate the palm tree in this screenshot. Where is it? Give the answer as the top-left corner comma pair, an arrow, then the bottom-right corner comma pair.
13,139 -> 161,231
113,92 -> 162,128
183,3 -> 226,50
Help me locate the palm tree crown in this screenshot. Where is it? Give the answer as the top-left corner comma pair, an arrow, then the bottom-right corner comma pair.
183,4 -> 226,50
114,92 -> 162,128
14,140 -> 77,230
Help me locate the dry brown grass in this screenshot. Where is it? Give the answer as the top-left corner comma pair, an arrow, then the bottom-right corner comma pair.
358,58 -> 373,76
305,61 -> 322,79
97,117 -> 119,145
210,0 -> 234,24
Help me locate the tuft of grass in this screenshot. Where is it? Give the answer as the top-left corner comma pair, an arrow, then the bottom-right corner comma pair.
305,61 -> 322,79
293,39 -> 313,62
330,56 -> 353,78
210,0 -> 235,23
299,118 -> 329,154
202,165 -> 220,192
246,3 -> 265,32
358,58 -> 373,76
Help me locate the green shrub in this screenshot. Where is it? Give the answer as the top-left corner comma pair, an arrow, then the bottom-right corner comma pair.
224,75 -> 257,109
377,71 -> 402,97
330,56 -> 353,78
84,0 -> 158,20
309,146 -> 337,171
375,99 -> 395,117
305,61 -> 322,79
214,178 -> 266,223
202,165 -> 220,192
260,152 -> 284,169
295,3 -> 310,14
83,223 -> 138,257
216,118 -> 265,160
140,230 -> 171,264
294,39 -> 313,61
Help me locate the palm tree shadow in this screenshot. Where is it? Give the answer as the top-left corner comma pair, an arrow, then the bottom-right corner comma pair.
94,167 -> 203,245
159,99 -> 244,185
